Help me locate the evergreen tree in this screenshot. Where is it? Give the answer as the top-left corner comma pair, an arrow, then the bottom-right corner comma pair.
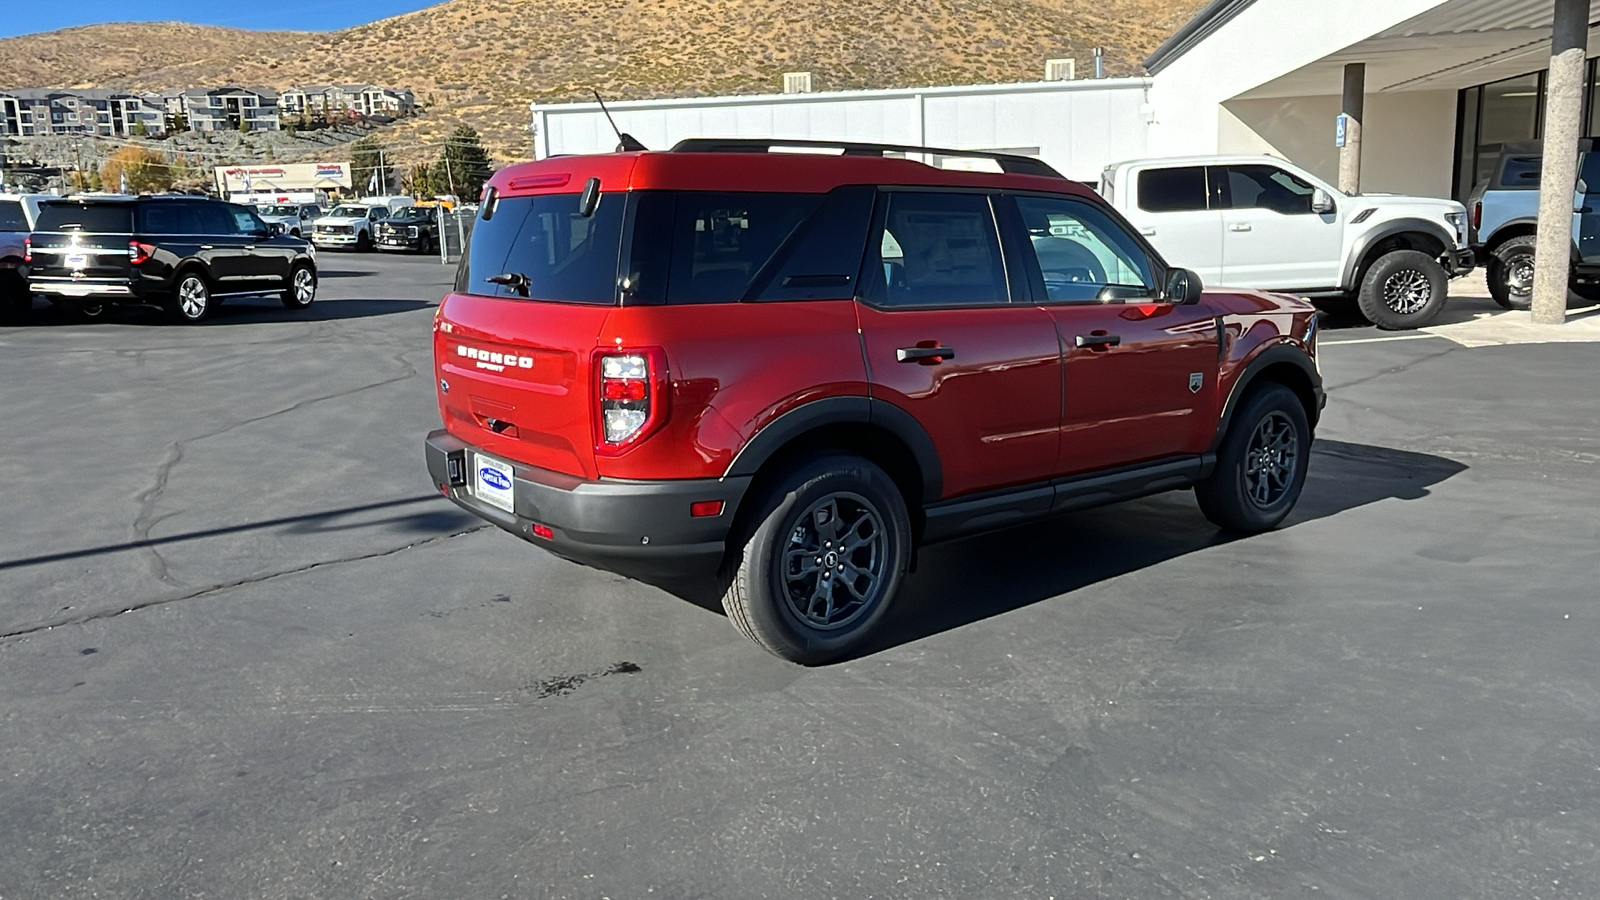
439,125 -> 492,201
349,137 -> 385,195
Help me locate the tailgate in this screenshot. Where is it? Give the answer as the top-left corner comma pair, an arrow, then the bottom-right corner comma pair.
27,232 -> 134,281
435,293 -> 612,479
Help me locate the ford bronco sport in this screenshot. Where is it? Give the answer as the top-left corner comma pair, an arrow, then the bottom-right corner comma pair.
425,139 -> 1324,663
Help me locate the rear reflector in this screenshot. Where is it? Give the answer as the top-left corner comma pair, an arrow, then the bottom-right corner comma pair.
531,523 -> 554,540
690,500 -> 725,518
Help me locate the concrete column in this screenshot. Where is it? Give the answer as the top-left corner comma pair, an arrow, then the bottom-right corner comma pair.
1339,63 -> 1364,194
1533,0 -> 1588,325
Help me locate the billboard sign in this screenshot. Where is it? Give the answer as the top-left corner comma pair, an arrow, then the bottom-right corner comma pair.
215,161 -> 352,195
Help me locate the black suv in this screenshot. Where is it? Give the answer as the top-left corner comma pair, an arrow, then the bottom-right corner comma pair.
373,206 -> 440,254
27,196 -> 319,323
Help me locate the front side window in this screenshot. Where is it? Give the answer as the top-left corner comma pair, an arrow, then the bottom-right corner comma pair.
862,192 -> 1008,308
229,206 -> 265,234
1013,195 -> 1155,302
1137,166 -> 1208,213
1219,165 -> 1317,215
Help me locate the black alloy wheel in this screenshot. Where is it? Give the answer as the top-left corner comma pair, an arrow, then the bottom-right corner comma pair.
722,453 -> 911,664
1195,382 -> 1311,533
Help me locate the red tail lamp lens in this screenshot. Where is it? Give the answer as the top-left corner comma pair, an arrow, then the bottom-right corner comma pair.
129,241 -> 156,265
530,523 -> 554,540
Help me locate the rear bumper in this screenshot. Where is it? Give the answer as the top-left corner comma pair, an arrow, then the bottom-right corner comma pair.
29,277 -> 146,300
425,429 -> 750,578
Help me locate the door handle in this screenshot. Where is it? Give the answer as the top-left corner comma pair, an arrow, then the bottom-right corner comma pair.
1074,332 -> 1122,350
896,345 -> 956,363
1228,223 -> 1253,232
200,244 -> 214,250
244,245 -> 257,250
1139,227 -> 1157,236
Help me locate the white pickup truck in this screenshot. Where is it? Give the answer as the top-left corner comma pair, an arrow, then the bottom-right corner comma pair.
1099,155 -> 1474,329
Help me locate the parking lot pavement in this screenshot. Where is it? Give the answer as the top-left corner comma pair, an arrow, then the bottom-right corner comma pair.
1,259 -> 1595,899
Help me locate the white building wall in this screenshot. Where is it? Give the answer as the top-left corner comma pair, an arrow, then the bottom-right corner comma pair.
1147,0 -> 1445,158
535,79 -> 1151,184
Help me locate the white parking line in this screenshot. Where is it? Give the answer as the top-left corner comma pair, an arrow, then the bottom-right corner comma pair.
1320,333 -> 1447,346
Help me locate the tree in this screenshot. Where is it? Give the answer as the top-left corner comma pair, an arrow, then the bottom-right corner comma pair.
101,146 -> 173,193
349,136 -> 386,195
404,161 -> 446,198
132,120 -> 147,137
439,124 -> 492,201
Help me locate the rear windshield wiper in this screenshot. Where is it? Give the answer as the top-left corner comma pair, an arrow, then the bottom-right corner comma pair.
486,272 -> 530,296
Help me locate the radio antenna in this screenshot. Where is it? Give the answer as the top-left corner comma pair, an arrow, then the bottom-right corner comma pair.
593,90 -> 647,152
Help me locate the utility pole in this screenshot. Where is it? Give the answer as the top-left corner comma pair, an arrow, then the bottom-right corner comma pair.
377,146 -> 387,195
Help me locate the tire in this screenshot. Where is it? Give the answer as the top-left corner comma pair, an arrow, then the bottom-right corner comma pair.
721,453 -> 912,665
0,270 -> 28,323
281,264 -> 316,309
1356,249 -> 1448,329
356,230 -> 372,252
1486,235 -> 1536,311
164,271 -> 212,324
1195,383 -> 1311,534
73,301 -> 108,322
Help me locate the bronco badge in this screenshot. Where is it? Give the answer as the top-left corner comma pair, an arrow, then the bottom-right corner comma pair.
1189,372 -> 1203,393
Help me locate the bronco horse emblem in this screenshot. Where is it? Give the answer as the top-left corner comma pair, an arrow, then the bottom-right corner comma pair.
1189,372 -> 1203,393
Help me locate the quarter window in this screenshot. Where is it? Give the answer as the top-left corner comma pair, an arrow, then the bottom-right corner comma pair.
862,192 -> 1008,308
664,192 -> 822,304
1013,195 -> 1155,302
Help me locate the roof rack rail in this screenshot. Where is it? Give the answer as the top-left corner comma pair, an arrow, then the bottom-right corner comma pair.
668,138 -> 1064,179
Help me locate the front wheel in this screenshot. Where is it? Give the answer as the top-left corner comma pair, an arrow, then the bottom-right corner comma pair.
1486,235 -> 1535,311
281,264 -> 316,309
722,454 -> 911,664
356,230 -> 372,252
1356,249 -> 1448,329
165,272 -> 211,324
1195,383 -> 1311,534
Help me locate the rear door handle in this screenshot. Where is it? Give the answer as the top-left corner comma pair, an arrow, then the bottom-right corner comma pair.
1074,333 -> 1122,350
896,345 -> 956,363
244,245 -> 257,250
1228,223 -> 1253,232
1139,227 -> 1157,236
200,245 -> 214,250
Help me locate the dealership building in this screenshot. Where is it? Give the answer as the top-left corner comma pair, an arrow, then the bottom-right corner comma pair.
532,0 -> 1598,204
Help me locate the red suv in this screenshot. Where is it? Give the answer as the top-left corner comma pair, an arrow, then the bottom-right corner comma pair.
425,139 -> 1323,663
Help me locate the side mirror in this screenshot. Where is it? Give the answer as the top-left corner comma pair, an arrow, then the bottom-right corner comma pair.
265,222 -> 284,237
1576,184 -> 1587,212
1312,188 -> 1336,215
1165,267 -> 1204,304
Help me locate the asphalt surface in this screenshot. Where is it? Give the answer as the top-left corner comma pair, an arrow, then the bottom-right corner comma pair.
0,261 -> 1594,899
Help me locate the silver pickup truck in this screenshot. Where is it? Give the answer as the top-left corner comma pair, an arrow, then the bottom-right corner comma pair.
1467,139 -> 1600,309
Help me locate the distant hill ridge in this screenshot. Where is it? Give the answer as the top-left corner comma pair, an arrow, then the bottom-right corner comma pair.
0,0 -> 1205,163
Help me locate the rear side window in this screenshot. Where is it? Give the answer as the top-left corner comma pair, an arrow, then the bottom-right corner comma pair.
1137,167 -> 1208,212
1219,164 -> 1317,215
861,191 -> 1008,308
0,203 -> 26,232
137,203 -> 199,235
36,203 -> 134,233
1497,155 -> 1541,188
665,192 -> 822,304
454,192 -> 624,304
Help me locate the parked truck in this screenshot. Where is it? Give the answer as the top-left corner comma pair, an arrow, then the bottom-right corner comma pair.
1100,155 -> 1473,329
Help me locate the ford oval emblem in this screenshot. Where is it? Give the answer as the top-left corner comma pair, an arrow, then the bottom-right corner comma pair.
480,468 -> 512,491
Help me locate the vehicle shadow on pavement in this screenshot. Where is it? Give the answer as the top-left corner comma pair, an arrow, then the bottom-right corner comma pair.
0,495 -> 476,573
0,298 -> 434,327
859,439 -> 1465,660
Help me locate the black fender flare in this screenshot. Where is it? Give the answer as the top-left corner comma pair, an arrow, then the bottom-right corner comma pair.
724,396 -> 943,502
1209,343 -> 1324,452
1482,220 -> 1582,263
1342,217 -> 1457,289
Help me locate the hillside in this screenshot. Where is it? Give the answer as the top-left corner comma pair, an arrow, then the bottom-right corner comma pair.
0,0 -> 1205,164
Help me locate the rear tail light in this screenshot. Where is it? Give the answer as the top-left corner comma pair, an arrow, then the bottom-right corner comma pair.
22,237 -> 31,264
129,241 -> 156,265
1471,201 -> 1481,231
596,348 -> 668,453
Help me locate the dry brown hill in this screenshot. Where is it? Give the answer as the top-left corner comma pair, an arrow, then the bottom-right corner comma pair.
0,0 -> 1205,164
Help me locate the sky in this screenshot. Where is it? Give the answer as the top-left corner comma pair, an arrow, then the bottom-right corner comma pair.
0,0 -> 442,39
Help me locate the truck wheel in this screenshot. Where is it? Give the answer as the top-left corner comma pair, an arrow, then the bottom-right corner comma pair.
1486,235 -> 1535,310
0,270 -> 28,323
281,264 -> 316,309
164,271 -> 212,324
1195,383 -> 1310,534
356,230 -> 372,252
722,453 -> 911,665
1356,249 -> 1448,329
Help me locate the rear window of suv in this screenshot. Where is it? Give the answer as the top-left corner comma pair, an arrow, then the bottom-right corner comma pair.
456,192 -> 625,304
36,202 -> 134,233
0,202 -> 26,232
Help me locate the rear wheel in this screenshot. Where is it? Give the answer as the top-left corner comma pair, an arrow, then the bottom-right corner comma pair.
356,230 -> 372,252
1195,383 -> 1310,534
1356,249 -> 1448,329
1486,235 -> 1536,311
722,454 -> 911,664
0,270 -> 28,323
165,271 -> 211,324
281,264 -> 316,309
